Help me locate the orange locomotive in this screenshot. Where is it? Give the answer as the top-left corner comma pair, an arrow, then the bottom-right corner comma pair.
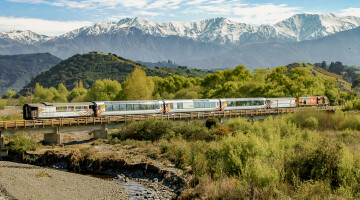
296,96 -> 329,107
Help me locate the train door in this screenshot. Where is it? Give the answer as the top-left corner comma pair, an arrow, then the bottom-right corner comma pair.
165,103 -> 173,113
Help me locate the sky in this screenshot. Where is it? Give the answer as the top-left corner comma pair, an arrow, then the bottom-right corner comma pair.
1,0 -> 360,36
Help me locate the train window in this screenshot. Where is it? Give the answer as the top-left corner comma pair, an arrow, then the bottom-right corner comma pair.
211,102 -> 216,107
177,103 -> 183,109
133,104 -> 140,110
56,107 -> 67,112
155,104 -> 160,109
139,104 -> 146,110
106,105 -> 113,111
126,104 -> 133,110
113,104 -> 120,111
119,104 -> 126,111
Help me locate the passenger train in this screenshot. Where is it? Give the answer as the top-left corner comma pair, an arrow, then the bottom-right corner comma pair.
23,96 -> 329,120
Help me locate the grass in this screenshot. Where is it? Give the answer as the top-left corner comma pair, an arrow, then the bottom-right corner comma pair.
36,171 -> 52,178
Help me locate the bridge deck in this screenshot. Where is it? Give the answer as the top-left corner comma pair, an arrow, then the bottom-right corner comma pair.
0,106 -> 342,130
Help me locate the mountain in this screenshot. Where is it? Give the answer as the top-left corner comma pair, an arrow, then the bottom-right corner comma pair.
0,27 -> 227,62
184,27 -> 360,69
23,53 -> 177,90
0,13 -> 360,66
61,14 -> 360,46
0,30 -> 54,44
0,53 -> 61,94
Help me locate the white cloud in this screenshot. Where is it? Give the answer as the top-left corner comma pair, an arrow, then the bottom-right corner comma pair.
0,16 -> 93,36
6,0 -> 301,25
339,8 -> 360,17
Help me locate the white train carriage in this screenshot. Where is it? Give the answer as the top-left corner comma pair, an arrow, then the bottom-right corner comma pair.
266,97 -> 296,109
23,102 -> 94,120
220,98 -> 267,111
94,100 -> 164,116
163,99 -> 220,113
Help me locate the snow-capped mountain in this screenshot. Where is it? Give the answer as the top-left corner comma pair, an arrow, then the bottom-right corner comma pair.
1,13 -> 360,67
58,13 -> 360,45
0,30 -> 54,44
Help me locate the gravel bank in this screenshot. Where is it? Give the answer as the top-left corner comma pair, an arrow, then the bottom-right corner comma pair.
0,161 -> 128,200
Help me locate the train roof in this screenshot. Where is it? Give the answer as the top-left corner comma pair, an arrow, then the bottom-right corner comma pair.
96,100 -> 163,104
163,99 -> 218,102
266,97 -> 296,100
220,98 -> 266,101
26,102 -> 93,107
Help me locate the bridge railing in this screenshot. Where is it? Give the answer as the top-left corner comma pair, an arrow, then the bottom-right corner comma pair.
0,106 -> 343,130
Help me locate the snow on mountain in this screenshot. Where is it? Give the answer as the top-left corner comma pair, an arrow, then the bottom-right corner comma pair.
0,30 -> 54,44
269,13 -> 360,41
58,13 -> 360,45
60,17 -> 255,45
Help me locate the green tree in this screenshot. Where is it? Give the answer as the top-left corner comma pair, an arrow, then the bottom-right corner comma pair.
88,79 -> 122,101
5,90 -> 16,99
119,67 -> 154,100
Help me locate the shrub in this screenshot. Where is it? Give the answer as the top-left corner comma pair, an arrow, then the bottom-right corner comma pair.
116,119 -> 174,141
303,116 -> 319,129
0,99 -> 6,110
294,181 -> 332,200
174,121 -> 210,141
160,139 -> 190,170
286,140 -> 342,190
205,117 -> 219,129
6,133 -> 41,154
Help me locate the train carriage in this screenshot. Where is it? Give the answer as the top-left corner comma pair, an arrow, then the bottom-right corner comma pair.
220,98 -> 267,111
23,102 -> 94,120
94,100 -> 164,116
266,97 -> 296,108
296,96 -> 329,107
163,99 -> 220,113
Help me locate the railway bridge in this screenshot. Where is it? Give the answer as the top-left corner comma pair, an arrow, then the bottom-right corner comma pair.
0,106 -> 343,157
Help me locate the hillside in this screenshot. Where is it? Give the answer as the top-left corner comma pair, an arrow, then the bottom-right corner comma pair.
0,53 -> 61,94
286,63 -> 352,90
23,53 -> 185,90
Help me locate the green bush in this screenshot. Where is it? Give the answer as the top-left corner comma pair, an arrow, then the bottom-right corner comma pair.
286,140 -> 342,190
116,119 -> 174,141
6,133 -> 41,154
0,99 -> 6,110
303,116 -> 319,129
174,121 -> 210,141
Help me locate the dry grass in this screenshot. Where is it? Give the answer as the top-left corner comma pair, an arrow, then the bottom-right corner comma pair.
36,171 -> 52,178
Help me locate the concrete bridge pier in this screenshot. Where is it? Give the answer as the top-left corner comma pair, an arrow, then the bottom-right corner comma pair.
93,124 -> 109,140
44,127 -> 61,145
0,132 -> 8,157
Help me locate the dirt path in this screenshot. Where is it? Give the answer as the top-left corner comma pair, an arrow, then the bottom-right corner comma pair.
0,161 -> 128,200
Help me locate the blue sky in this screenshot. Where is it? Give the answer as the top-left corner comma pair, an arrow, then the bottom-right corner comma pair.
1,0 -> 360,36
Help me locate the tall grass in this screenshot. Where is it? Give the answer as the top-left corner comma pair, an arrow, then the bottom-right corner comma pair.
111,112 -> 360,199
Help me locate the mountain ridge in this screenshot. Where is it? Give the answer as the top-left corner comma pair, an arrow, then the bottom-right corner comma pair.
2,13 -> 360,46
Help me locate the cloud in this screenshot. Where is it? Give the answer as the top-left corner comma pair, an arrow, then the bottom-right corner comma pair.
0,16 -> 92,36
339,8 -> 360,17
6,0 -> 301,25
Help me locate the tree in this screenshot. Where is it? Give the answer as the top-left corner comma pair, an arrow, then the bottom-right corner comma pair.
88,79 -> 121,101
119,67 -> 154,100
321,61 -> 327,69
5,90 -> 16,99
352,78 -> 360,90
